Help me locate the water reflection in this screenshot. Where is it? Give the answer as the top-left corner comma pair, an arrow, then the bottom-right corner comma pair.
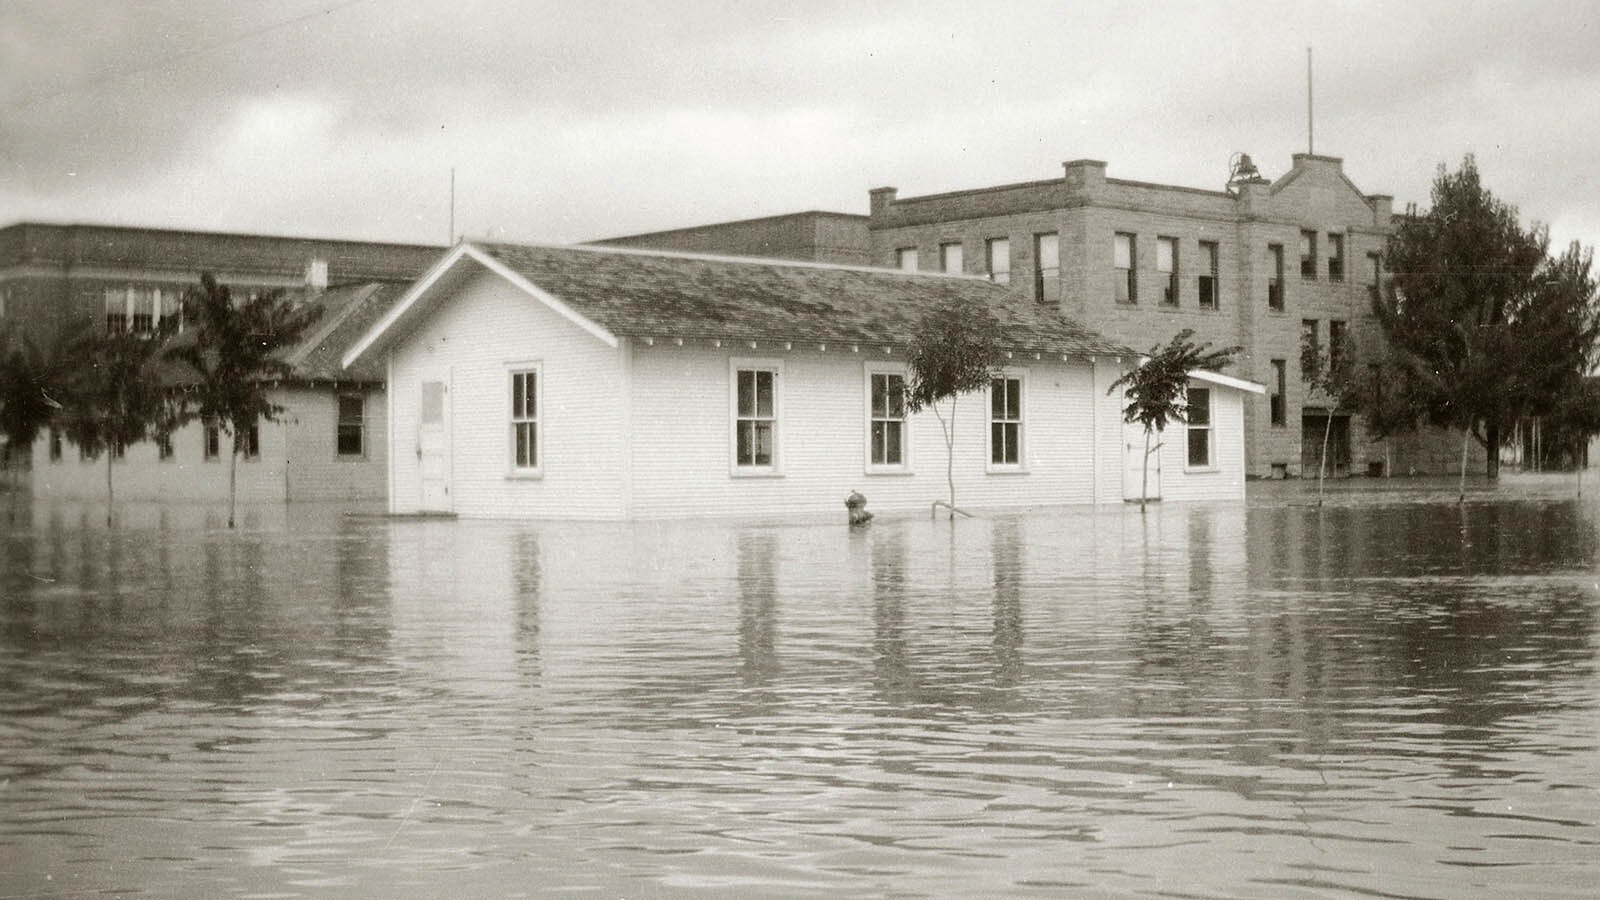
1,489 -> 1597,899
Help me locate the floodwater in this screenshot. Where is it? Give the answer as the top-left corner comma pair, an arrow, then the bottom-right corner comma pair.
1,480 -> 1597,899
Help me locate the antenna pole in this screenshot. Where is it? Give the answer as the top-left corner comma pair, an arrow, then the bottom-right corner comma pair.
1307,47 -> 1314,155
449,168 -> 456,245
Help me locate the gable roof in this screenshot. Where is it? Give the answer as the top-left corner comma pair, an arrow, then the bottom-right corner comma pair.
343,241 -> 1133,368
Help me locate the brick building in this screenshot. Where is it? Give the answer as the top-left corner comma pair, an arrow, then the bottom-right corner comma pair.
865,153 -> 1422,479
590,211 -> 871,265
0,221 -> 441,343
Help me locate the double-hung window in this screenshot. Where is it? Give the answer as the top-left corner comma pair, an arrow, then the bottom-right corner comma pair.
1267,243 -> 1285,310
1327,233 -> 1345,282
940,242 -> 963,274
337,393 -> 365,457
733,362 -> 780,474
1114,232 -> 1136,304
986,238 -> 1011,284
510,368 -> 540,473
1186,387 -> 1213,468
203,420 -> 221,461
1034,232 -> 1059,303
989,375 -> 1023,469
1300,230 -> 1317,280
867,368 -> 907,470
1198,240 -> 1219,309
1157,236 -> 1178,306
1269,359 -> 1287,427
241,423 -> 260,460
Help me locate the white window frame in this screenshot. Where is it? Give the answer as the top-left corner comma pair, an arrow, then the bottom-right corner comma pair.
1185,386 -> 1215,471
939,242 -> 963,274
986,370 -> 1027,473
507,362 -> 543,478
864,362 -> 911,474
986,238 -> 1011,284
730,358 -> 783,477
336,392 -> 366,458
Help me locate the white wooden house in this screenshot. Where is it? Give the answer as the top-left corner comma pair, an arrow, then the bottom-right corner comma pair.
342,243 -> 1262,520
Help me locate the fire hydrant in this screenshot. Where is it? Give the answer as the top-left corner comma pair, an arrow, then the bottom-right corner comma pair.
845,490 -> 873,526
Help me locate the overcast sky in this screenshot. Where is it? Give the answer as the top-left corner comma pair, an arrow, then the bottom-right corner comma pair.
4,1 -> 1598,252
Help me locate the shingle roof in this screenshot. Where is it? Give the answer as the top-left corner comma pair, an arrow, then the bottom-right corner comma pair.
475,243 -> 1133,359
287,281 -> 409,381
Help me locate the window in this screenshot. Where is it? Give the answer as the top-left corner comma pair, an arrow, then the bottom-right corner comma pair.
103,287 -> 178,334
896,247 -> 918,272
1367,252 -> 1382,302
241,423 -> 260,459
510,370 -> 539,471
1327,233 -> 1345,282
868,370 -> 907,469
733,363 -> 779,472
1270,359 -> 1287,427
1301,319 -> 1321,381
939,242 -> 963,274
1186,387 -> 1212,468
986,238 -> 1010,284
105,288 -> 129,333
203,421 -> 221,461
1267,243 -> 1285,310
1198,241 -> 1219,309
337,394 -> 365,457
989,376 -> 1023,467
1157,236 -> 1178,306
1034,232 -> 1059,303
1329,320 -> 1349,374
48,428 -> 62,462
1299,230 -> 1317,279
1114,232 -> 1136,304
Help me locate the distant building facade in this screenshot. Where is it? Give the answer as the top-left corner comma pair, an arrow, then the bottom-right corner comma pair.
0,221 -> 441,343
865,153 -> 1423,480
590,211 -> 871,265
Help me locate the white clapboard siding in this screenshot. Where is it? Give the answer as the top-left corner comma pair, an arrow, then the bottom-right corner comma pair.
626,345 -> 1122,519
385,270 -> 627,519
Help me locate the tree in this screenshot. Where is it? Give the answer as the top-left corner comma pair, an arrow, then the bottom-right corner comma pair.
1300,327 -> 1359,506
0,328 -> 69,523
167,274 -> 319,528
56,327 -> 168,527
1374,155 -> 1550,488
1109,329 -> 1238,511
903,299 -> 1003,518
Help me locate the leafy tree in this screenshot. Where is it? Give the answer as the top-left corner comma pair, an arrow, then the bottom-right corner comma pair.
1109,329 -> 1238,511
0,328 -> 69,523
1374,155 -> 1549,488
167,274 -> 319,528
56,327 -> 168,527
903,299 -> 1003,518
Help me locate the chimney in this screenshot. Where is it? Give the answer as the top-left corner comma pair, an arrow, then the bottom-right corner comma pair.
304,258 -> 328,293
1063,159 -> 1106,193
1367,194 -> 1394,228
868,186 -> 898,219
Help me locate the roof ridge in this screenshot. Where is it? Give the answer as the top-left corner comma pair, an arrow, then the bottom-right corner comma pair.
489,239 -> 990,281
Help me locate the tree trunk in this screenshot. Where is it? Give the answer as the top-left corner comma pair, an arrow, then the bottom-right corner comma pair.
1459,427 -> 1470,504
105,447 -> 114,528
1140,428 -> 1150,512
932,399 -> 956,519
1485,422 -> 1500,480
228,433 -> 238,529
1318,413 -> 1333,507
